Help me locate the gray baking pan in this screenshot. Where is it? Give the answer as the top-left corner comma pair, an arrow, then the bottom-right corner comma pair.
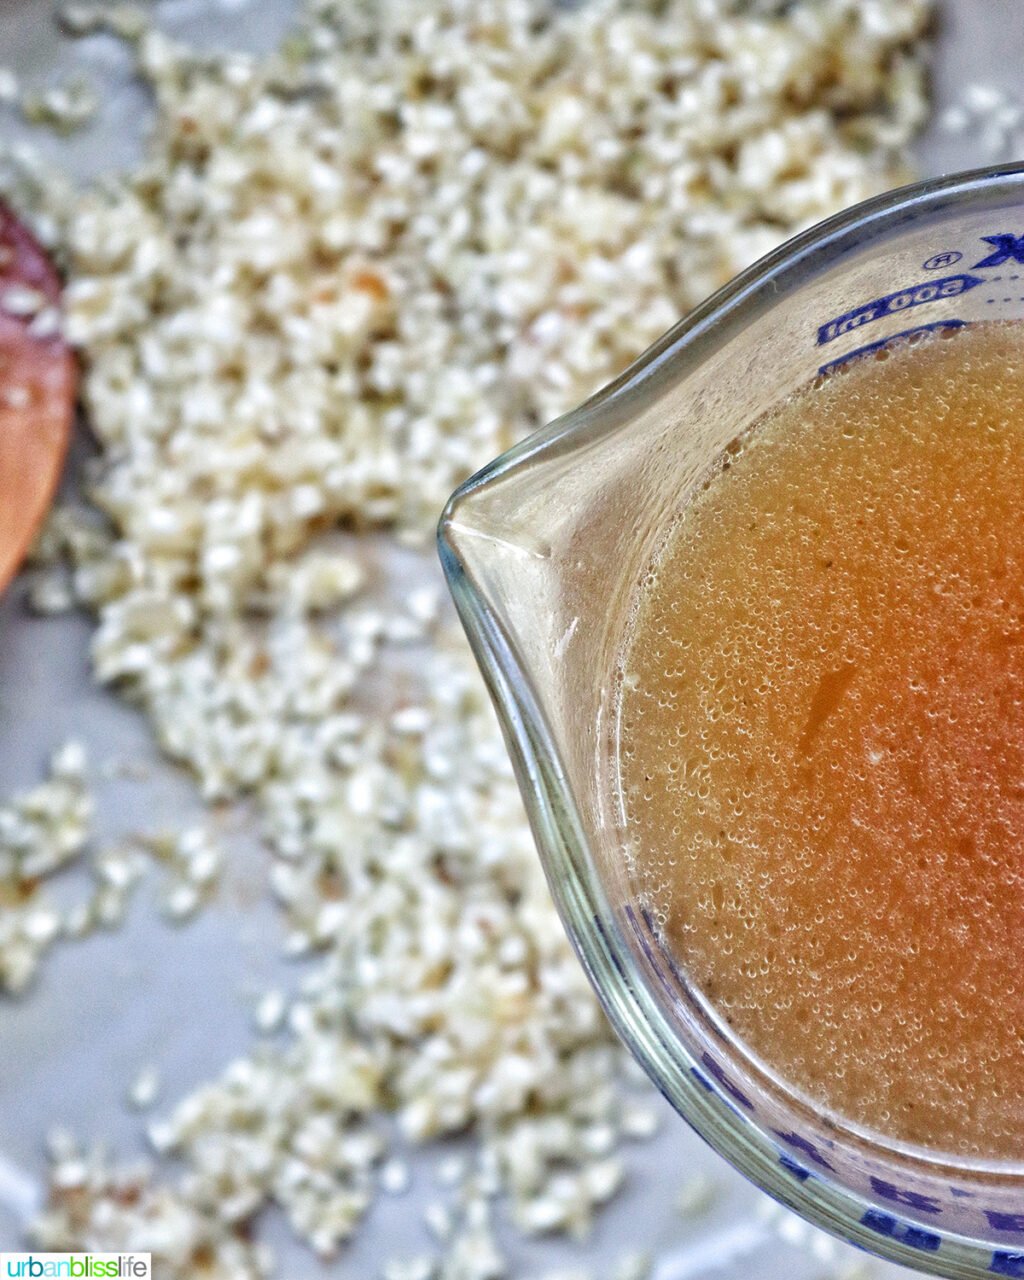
0,1 -> 1019,1276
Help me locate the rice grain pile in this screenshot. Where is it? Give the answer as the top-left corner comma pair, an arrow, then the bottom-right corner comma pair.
5,0 -> 933,1275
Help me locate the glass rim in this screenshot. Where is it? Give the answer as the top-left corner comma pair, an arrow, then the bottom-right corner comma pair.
439,162 -> 1024,1279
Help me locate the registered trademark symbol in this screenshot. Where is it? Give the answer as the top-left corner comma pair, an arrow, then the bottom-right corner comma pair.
923,250 -> 963,270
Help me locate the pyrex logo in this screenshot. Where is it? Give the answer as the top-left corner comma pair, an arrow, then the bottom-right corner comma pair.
0,1257 -> 150,1278
973,234 -> 1024,269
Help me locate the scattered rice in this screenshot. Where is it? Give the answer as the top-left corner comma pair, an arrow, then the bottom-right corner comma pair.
141,825 -> 224,922
384,1259 -> 436,1280
0,69 -> 20,106
5,0 -> 934,1274
941,81 -> 1024,159
676,1173 -> 719,1219
56,1 -> 149,41
379,1156 -> 412,1196
127,1066 -> 163,1112
611,1253 -> 651,1280
0,742 -> 93,994
0,738 -> 226,984
20,76 -> 100,136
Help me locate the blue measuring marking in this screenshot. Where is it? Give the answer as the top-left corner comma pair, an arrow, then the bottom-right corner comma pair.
778,1154 -> 811,1182
987,1213 -> 1024,1235
818,321 -> 965,376
689,1066 -> 746,1120
991,1253 -> 1024,1277
699,1050 -> 754,1111
861,1211 -> 941,1253
869,1177 -> 942,1215
817,274 -> 983,346
772,1129 -> 834,1171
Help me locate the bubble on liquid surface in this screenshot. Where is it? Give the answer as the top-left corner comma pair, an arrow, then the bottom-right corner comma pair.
616,322 -> 1024,1160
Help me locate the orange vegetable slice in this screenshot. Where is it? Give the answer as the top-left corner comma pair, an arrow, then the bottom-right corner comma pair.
0,202 -> 76,594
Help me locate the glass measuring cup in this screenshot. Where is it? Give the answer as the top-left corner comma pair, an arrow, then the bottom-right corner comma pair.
439,164 -> 1024,1278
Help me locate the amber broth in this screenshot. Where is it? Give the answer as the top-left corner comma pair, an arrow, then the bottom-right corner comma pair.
617,323 -> 1024,1158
